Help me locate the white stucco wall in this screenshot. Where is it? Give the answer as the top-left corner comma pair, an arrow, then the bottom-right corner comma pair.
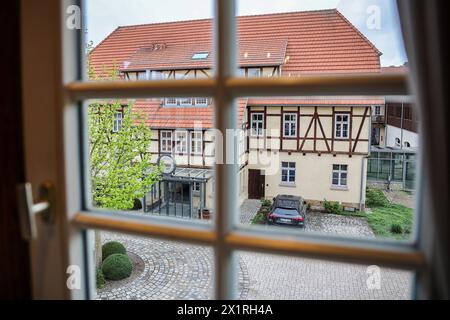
385,125 -> 419,148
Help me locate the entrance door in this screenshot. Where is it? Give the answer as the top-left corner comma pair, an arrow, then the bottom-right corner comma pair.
248,169 -> 265,199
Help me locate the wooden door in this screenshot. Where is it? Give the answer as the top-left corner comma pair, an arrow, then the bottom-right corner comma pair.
248,169 -> 265,199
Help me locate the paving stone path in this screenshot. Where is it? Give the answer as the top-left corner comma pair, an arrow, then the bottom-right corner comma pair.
97,200 -> 412,300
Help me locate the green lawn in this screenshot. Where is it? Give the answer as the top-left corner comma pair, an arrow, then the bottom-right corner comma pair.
367,204 -> 413,240
337,188 -> 414,240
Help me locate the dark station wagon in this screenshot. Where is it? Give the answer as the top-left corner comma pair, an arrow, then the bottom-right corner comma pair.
267,195 -> 307,228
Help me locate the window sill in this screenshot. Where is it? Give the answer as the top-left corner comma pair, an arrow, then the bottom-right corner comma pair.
330,186 -> 349,191
279,183 -> 296,188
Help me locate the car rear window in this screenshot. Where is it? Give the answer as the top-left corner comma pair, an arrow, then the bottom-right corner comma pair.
273,207 -> 299,216
277,199 -> 298,209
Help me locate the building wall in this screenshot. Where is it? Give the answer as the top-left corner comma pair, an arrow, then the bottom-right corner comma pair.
247,152 -> 366,208
385,125 -> 419,148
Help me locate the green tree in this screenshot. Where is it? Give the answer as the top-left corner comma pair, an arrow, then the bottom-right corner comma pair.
88,101 -> 160,210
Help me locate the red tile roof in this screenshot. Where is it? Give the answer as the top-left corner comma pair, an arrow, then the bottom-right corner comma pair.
121,39 -> 288,71
247,97 -> 385,106
133,99 -> 248,129
90,9 -> 381,77
381,65 -> 409,74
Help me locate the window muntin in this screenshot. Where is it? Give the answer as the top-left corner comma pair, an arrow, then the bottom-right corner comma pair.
160,130 -> 173,153
283,113 -> 297,137
335,113 -> 350,139
190,131 -> 203,155
112,112 -> 122,132
251,113 -> 264,137
175,131 -> 188,153
332,164 -> 348,187
281,162 -> 296,183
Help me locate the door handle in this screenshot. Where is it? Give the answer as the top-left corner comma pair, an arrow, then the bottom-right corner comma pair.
16,181 -> 55,240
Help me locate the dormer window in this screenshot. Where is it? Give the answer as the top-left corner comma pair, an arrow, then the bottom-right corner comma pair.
192,52 -> 209,60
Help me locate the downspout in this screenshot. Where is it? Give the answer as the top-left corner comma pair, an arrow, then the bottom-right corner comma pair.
400,101 -> 404,149
359,109 -> 372,211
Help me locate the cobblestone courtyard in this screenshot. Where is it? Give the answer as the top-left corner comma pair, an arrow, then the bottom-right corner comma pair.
97,200 -> 413,300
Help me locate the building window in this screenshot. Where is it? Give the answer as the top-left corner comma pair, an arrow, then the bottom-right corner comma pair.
247,68 -> 261,78
373,105 -> 381,115
137,71 -> 148,80
180,98 -> 193,106
281,162 -> 296,183
192,52 -> 209,60
251,113 -> 264,136
191,131 -> 203,155
404,141 -> 411,148
192,182 -> 201,193
332,165 -> 348,187
395,137 -> 401,147
165,98 -> 178,106
151,71 -> 165,80
195,98 -> 208,106
113,112 -> 122,132
283,113 -> 297,137
160,130 -> 172,153
335,113 -> 350,139
175,131 -> 188,153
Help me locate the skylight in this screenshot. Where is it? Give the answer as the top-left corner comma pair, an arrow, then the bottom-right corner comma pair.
192,52 -> 209,60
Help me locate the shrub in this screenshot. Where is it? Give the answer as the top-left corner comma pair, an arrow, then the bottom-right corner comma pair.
366,188 -> 389,208
261,198 -> 272,208
96,268 -> 106,289
323,200 -> 342,215
390,223 -> 403,234
102,241 -> 127,261
101,253 -> 133,280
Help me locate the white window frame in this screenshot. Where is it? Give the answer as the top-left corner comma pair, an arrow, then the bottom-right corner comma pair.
190,131 -> 203,155
25,0 -> 425,300
281,162 -> 296,184
195,97 -> 208,106
180,98 -> 193,106
164,97 -> 178,106
112,111 -> 122,132
283,113 -> 297,137
160,130 -> 173,153
335,113 -> 350,139
332,164 -> 348,188
251,113 -> 264,137
175,131 -> 188,153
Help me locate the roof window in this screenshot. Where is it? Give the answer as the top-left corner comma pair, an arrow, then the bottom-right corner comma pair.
192,52 -> 209,60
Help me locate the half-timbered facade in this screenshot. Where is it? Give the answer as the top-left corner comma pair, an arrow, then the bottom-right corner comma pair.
90,9 -> 386,213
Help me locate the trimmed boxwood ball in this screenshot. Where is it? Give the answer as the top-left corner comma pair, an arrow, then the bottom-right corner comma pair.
102,241 -> 126,261
101,253 -> 133,280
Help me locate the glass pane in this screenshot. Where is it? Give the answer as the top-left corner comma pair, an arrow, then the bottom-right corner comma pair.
237,0 -> 407,79
85,97 -> 215,224
85,0 -> 214,81
238,93 -> 419,242
92,231 -> 213,300
236,251 -> 413,300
